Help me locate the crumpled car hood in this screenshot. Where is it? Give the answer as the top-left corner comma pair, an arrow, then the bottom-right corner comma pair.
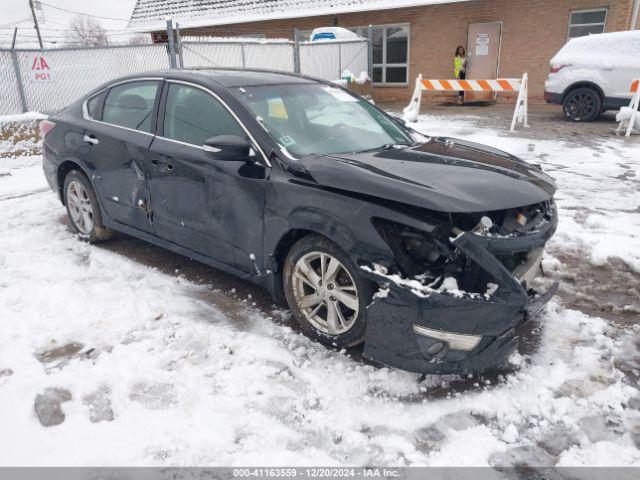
297,137 -> 557,213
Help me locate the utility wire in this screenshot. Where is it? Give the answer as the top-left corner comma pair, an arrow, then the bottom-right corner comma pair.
0,17 -> 32,28
38,1 -> 130,21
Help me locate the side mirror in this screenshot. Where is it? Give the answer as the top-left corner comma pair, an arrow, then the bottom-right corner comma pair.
202,135 -> 252,161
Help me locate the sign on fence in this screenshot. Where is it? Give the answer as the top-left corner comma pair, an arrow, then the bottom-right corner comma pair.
30,55 -> 53,82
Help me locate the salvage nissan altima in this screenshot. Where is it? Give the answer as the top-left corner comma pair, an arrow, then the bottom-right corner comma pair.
41,69 -> 558,374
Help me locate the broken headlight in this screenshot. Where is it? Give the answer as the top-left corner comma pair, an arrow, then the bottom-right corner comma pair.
372,218 -> 456,281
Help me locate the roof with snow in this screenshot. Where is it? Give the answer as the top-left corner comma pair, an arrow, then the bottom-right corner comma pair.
128,0 -> 471,32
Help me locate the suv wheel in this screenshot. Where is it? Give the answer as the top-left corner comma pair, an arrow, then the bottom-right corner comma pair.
562,87 -> 602,122
283,235 -> 372,348
63,170 -> 113,243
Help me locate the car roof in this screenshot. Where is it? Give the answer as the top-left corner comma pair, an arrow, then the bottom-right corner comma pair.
127,68 -> 319,88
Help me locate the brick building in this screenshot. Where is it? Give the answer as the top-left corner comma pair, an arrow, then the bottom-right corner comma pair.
129,0 -> 640,103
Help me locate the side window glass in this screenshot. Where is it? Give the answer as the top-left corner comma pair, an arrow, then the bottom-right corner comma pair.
102,81 -> 159,133
86,91 -> 105,120
163,84 -> 246,146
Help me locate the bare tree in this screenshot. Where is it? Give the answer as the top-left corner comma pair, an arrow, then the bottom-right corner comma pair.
65,15 -> 108,47
129,34 -> 152,45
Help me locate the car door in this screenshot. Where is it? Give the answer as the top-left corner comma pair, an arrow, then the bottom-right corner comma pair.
147,80 -> 268,273
82,79 -> 161,234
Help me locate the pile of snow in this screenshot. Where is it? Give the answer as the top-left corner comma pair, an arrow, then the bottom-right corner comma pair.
363,265 -> 488,301
550,30 -> 640,70
0,118 -> 43,160
616,106 -> 640,134
0,112 -> 47,124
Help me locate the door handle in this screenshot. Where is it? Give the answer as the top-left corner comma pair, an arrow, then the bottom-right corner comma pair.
83,134 -> 99,145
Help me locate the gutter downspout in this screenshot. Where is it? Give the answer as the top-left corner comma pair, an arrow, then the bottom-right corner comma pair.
632,0 -> 640,29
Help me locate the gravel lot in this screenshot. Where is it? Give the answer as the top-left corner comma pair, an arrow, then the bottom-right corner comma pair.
0,106 -> 639,467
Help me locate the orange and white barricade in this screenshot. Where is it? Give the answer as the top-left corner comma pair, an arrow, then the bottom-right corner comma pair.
403,73 -> 529,132
616,79 -> 639,138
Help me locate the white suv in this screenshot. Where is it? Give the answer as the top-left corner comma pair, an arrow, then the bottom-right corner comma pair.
544,30 -> 640,122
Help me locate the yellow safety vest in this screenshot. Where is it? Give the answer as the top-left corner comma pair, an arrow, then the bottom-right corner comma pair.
454,56 -> 463,78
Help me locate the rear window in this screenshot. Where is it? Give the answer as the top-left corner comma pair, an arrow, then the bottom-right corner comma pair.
102,81 -> 159,133
85,91 -> 106,120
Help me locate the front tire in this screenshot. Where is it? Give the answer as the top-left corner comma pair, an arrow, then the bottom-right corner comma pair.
562,87 -> 602,122
283,235 -> 372,348
63,170 -> 113,243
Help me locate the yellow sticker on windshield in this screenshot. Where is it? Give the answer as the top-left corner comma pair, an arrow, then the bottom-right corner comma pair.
267,98 -> 288,119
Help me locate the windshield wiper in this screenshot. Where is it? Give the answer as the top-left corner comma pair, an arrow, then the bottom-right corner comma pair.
354,143 -> 413,154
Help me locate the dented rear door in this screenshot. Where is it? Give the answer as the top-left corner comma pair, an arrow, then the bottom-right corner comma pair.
82,79 -> 161,234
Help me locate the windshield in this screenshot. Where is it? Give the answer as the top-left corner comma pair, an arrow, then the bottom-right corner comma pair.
233,83 -> 414,157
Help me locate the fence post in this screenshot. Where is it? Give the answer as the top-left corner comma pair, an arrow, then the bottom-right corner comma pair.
10,49 -> 28,113
240,43 -> 246,68
175,22 -> 184,68
293,28 -> 301,74
166,19 -> 177,69
367,25 -> 373,81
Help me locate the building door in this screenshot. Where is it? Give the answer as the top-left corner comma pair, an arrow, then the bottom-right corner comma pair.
466,22 -> 502,102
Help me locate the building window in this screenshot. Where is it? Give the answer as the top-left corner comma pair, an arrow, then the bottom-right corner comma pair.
568,8 -> 607,39
300,24 -> 409,84
372,25 -> 409,85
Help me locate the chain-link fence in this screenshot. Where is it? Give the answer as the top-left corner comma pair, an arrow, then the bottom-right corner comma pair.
300,40 -> 369,82
0,37 -> 370,116
181,41 -> 296,72
0,50 -> 26,115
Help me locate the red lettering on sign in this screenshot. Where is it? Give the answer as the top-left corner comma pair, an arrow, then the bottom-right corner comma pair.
31,56 -> 50,71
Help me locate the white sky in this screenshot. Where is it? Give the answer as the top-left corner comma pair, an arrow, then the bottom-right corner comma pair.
0,0 -> 138,47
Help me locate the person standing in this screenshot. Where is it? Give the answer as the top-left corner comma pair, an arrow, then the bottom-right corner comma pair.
454,45 -> 467,105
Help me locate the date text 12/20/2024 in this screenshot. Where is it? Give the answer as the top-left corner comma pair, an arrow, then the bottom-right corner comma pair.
232,468 -> 402,478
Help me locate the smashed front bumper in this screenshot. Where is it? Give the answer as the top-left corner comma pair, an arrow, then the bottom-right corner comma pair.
361,216 -> 558,374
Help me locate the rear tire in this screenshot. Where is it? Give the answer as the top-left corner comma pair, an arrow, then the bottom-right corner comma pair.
562,87 -> 602,122
63,170 -> 113,243
283,234 -> 373,348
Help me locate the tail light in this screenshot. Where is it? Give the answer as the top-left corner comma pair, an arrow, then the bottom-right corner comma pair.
39,119 -> 56,137
550,64 -> 569,74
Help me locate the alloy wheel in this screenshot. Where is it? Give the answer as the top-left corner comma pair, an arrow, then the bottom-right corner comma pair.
566,91 -> 597,120
291,251 -> 359,335
66,180 -> 94,234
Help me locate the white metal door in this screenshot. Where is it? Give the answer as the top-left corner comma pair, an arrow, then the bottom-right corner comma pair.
466,22 -> 502,102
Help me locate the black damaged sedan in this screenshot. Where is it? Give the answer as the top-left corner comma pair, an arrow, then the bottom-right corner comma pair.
41,69 -> 558,374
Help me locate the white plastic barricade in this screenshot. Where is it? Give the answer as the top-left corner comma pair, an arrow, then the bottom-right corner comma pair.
616,79 -> 640,137
403,73 -> 529,132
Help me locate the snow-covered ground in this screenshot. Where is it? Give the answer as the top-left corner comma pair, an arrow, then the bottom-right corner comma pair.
0,113 -> 639,467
